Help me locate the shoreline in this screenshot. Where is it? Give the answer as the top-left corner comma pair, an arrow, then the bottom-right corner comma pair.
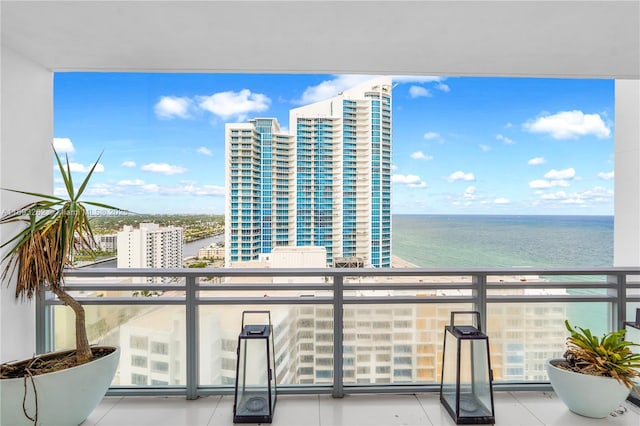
391,255 -> 419,268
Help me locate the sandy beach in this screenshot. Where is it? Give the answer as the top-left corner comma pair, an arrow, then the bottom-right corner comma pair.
391,255 -> 419,268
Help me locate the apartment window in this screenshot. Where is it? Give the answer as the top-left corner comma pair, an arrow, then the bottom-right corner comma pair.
222,358 -> 236,370
376,354 -> 391,363
131,373 -> 148,385
151,341 -> 169,355
131,355 -> 147,368
316,370 -> 332,379
130,335 -> 148,350
151,361 -> 169,372
316,345 -> 333,354
151,380 -> 169,386
316,358 -> 332,366
394,369 -> 412,378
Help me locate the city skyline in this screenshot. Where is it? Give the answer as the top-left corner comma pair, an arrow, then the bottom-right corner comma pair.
53,73 -> 614,216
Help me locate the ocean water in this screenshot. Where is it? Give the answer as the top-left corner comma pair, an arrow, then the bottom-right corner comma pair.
392,214 -> 613,268
392,215 -> 615,334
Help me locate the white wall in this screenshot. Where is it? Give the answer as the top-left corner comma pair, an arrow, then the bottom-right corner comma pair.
614,80 -> 640,267
0,47 -> 53,362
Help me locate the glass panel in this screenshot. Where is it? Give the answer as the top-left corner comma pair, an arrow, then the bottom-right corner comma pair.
457,338 -> 493,421
486,302 -> 611,382
198,304 -> 332,386
440,330 -> 459,413
343,303 -> 472,385
51,304 -> 186,386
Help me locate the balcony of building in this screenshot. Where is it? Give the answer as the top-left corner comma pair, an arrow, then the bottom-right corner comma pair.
1,2 -> 640,424
41,266 -> 640,425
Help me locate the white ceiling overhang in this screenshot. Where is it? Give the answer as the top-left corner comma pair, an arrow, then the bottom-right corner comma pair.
2,0 -> 639,78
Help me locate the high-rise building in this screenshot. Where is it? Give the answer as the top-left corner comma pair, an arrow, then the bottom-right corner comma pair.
225,78 -> 392,267
117,223 -> 184,280
290,77 -> 392,267
225,119 -> 295,264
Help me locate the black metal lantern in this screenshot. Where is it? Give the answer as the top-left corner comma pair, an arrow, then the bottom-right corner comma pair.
233,311 -> 277,423
440,311 -> 495,425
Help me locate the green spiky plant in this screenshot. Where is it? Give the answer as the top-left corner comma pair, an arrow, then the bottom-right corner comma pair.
563,320 -> 640,391
1,149 -> 124,366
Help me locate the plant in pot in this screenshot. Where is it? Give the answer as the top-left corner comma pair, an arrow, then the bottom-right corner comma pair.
0,149 -> 125,426
546,320 -> 640,418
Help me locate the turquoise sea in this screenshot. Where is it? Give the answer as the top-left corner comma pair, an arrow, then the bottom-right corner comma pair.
392,214 -> 613,268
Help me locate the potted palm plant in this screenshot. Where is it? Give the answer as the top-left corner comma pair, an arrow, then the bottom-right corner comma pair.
0,149 -> 125,426
546,320 -> 640,418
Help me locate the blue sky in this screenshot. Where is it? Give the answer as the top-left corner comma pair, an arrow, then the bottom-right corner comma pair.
53,73 -> 614,215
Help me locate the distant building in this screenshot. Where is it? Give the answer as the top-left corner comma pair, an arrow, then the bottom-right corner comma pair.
117,223 -> 184,282
197,244 -> 225,260
225,118 -> 295,264
225,78 -> 393,268
95,233 -> 117,252
290,77 -> 393,268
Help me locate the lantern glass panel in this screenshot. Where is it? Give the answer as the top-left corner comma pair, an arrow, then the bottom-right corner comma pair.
235,338 -> 271,418
458,338 -> 493,420
441,329 -> 459,410
269,334 -> 277,413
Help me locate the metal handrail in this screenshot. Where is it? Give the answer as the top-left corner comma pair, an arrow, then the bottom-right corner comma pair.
40,266 -> 640,399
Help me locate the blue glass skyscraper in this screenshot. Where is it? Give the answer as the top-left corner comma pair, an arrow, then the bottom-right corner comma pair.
226,78 -> 392,267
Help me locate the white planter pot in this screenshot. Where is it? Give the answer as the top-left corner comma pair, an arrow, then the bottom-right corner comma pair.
546,358 -> 630,418
1,346 -> 119,426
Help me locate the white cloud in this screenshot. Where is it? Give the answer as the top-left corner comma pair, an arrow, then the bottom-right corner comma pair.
436,83 -> 450,92
410,151 -> 433,161
80,183 -> 113,197
524,110 -> 611,139
448,171 -> 475,182
53,137 -> 74,153
295,75 -> 378,104
538,187 -> 612,205
423,131 -> 440,140
409,86 -> 431,98
197,146 -> 213,156
494,197 -> 510,204
142,184 -> 160,193
121,160 -> 136,168
141,163 -> 187,175
528,179 -> 570,189
197,89 -> 270,121
528,157 -> 545,166
598,171 -> 614,180
496,134 -> 515,145
392,174 -> 427,188
66,162 -> 105,173
294,75 -> 445,104
544,168 -> 575,180
463,186 -> 476,199
154,96 -> 193,119
479,144 -> 491,152
118,179 -> 145,186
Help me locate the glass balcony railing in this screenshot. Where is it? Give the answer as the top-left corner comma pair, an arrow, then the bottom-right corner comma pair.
43,267 -> 640,399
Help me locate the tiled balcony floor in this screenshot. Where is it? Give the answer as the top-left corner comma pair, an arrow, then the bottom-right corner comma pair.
83,391 -> 640,426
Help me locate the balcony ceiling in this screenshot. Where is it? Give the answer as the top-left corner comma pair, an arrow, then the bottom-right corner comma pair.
1,0 -> 639,78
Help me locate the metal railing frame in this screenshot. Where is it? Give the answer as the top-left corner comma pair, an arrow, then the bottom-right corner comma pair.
38,266 -> 640,399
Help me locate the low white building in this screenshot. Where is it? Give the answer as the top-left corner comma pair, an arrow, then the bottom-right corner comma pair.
117,223 -> 184,283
